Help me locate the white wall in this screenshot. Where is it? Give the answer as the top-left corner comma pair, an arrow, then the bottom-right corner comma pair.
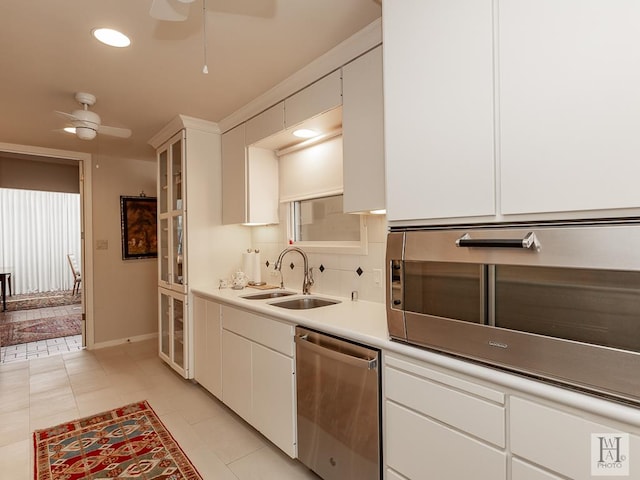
91,155 -> 157,344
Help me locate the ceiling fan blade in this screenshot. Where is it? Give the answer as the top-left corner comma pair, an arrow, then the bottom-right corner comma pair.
98,125 -> 132,138
149,0 -> 190,21
53,128 -> 75,135
55,110 -> 78,121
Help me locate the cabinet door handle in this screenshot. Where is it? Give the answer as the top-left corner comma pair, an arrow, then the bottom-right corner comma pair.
456,232 -> 540,251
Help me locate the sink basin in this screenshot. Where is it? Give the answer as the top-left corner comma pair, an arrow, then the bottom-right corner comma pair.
270,296 -> 341,310
241,291 -> 296,300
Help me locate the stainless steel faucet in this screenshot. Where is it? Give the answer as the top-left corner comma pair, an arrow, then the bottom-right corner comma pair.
274,247 -> 314,294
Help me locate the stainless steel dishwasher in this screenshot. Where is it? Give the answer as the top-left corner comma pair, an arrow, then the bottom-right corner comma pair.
295,326 -> 381,480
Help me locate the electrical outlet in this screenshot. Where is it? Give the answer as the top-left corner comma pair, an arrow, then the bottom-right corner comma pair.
373,268 -> 382,285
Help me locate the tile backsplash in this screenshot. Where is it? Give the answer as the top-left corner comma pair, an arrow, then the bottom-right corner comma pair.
249,214 -> 387,303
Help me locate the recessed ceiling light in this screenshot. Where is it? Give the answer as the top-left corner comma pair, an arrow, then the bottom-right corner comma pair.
293,129 -> 320,139
92,28 -> 131,48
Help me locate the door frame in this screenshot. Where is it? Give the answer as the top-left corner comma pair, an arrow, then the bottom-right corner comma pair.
0,142 -> 94,349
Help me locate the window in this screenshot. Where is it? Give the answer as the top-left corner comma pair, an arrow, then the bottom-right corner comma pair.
288,194 -> 368,254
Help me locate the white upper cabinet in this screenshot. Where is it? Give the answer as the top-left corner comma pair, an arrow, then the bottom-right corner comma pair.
221,123 -> 279,226
498,0 -> 640,216
221,124 -> 247,225
245,102 -> 285,146
384,0 -> 640,225
383,0 -> 496,223
342,46 -> 385,214
246,146 -> 279,225
284,70 -> 342,128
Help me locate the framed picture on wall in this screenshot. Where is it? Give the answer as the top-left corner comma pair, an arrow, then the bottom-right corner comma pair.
120,195 -> 157,260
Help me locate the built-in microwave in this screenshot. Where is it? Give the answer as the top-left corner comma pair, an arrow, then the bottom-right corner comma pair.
386,221 -> 640,405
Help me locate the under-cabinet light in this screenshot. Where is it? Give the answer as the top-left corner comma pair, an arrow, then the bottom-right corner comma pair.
293,129 -> 320,139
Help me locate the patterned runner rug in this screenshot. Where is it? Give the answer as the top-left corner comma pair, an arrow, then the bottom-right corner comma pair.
4,290 -> 80,312
33,401 -> 203,480
0,314 -> 81,346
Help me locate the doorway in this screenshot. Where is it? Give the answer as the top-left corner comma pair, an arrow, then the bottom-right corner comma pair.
0,143 -> 93,361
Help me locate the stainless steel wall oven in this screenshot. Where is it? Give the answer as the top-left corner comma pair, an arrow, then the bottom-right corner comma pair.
386,222 -> 640,405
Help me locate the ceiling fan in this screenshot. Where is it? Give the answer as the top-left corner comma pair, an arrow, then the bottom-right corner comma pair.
150,0 -> 196,21
55,92 -> 132,141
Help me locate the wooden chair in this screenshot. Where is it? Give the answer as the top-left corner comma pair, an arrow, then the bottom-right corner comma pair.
67,254 -> 82,295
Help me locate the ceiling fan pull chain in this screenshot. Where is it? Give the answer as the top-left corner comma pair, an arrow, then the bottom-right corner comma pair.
202,0 -> 209,74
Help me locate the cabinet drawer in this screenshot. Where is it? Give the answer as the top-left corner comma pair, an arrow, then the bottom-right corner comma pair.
221,305 -> 294,356
386,402 -> 506,480
385,355 -> 505,447
512,459 -> 563,480
510,397 -> 640,479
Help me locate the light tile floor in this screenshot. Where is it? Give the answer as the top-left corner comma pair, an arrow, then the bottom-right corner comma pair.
0,338 -> 320,479
1,305 -> 84,362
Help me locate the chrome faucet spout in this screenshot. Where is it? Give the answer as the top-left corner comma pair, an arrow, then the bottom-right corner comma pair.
274,247 -> 314,294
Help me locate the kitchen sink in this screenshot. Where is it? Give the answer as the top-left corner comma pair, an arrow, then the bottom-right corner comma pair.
270,296 -> 341,310
241,291 -> 296,300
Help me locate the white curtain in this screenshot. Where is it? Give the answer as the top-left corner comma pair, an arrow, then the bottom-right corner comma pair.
0,188 -> 81,294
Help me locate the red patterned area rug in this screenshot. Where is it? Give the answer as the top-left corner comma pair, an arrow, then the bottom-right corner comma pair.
0,314 -> 81,346
33,401 -> 203,480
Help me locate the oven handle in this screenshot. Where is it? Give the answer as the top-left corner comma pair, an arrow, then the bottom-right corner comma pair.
455,231 -> 540,251
295,334 -> 378,370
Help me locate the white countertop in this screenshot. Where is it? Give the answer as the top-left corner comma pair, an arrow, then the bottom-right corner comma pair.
192,285 -> 640,428
193,285 -> 388,345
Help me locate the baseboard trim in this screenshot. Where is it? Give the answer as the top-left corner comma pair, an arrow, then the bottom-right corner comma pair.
89,332 -> 158,350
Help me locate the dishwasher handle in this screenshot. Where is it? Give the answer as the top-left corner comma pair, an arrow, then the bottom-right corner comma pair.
295,334 -> 378,370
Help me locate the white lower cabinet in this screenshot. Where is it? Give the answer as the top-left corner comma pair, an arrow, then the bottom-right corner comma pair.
252,342 -> 296,457
386,402 -> 506,480
384,354 -> 507,480
221,329 -> 252,420
221,305 -> 296,458
510,396 -> 640,480
385,468 -> 406,480
193,295 -> 222,399
511,459 -> 563,480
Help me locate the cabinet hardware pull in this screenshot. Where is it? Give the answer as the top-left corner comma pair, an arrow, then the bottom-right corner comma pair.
456,232 -> 540,251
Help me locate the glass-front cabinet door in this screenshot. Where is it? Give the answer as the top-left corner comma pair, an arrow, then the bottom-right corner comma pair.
172,294 -> 185,369
172,213 -> 184,286
159,289 -> 187,376
159,218 -> 169,284
160,291 -> 170,359
159,149 -> 168,215
171,140 -> 183,211
157,130 -> 186,292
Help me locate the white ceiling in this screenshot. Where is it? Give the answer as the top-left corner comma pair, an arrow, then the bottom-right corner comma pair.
0,0 -> 381,161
